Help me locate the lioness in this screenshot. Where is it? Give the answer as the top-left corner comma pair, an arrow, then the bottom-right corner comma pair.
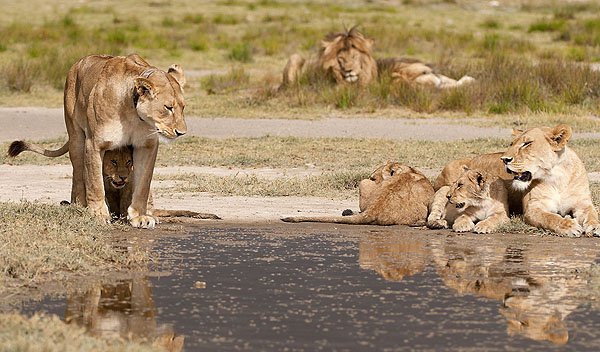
281,26 -> 378,87
10,54 -> 187,229
501,124 -> 600,237
282,162 -> 434,226
431,167 -> 509,234
103,147 -> 220,220
377,57 -> 475,89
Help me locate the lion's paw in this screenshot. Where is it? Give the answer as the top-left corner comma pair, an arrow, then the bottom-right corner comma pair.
427,218 -> 448,229
556,217 -> 583,237
582,222 -> 600,237
474,221 -> 497,234
129,215 -> 157,229
452,218 -> 474,233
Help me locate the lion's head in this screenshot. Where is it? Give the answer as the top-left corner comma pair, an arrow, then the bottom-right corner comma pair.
103,147 -> 133,190
446,167 -> 492,210
133,64 -> 188,141
318,27 -> 377,86
501,124 -> 572,191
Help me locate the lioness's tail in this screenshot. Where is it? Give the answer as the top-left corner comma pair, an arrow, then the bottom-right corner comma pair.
152,209 -> 221,220
8,140 -> 69,158
281,213 -> 371,225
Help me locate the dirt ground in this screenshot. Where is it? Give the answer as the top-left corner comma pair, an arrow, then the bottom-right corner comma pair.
1,107 -> 598,222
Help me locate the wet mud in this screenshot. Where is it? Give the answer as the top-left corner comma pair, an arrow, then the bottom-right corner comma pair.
17,223 -> 600,351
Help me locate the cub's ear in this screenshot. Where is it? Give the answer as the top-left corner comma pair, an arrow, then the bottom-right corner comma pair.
547,124 -> 572,151
511,128 -> 524,137
167,64 -> 186,90
134,77 -> 155,99
461,165 -> 470,173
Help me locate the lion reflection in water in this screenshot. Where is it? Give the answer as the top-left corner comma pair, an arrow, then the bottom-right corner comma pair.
360,233 -> 600,345
65,275 -> 183,352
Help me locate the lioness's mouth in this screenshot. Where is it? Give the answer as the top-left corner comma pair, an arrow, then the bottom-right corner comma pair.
506,168 -> 532,182
455,202 -> 465,209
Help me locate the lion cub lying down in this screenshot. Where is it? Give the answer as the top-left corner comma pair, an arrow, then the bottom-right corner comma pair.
282,161 -> 434,226
103,147 -> 220,220
428,167 -> 509,234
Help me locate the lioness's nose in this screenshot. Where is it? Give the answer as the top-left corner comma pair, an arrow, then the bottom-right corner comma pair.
501,156 -> 513,165
175,129 -> 186,137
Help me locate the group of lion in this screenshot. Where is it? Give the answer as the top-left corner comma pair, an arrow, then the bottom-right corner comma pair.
284,123 -> 600,238
5,30 -> 599,237
281,26 -> 475,89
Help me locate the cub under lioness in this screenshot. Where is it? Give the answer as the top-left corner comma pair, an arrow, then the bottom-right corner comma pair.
282,162 -> 434,226
429,167 -> 509,234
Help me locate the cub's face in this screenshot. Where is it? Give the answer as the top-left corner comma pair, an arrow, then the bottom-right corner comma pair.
501,125 -> 572,191
446,169 -> 488,210
103,148 -> 133,190
134,68 -> 187,141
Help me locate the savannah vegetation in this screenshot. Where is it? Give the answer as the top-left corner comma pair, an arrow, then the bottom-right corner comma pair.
0,0 -> 600,123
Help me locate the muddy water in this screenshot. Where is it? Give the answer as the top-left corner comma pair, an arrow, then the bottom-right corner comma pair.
23,223 -> 600,351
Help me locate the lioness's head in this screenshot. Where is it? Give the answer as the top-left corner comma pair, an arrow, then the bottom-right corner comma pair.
134,65 -> 187,141
501,124 -> 572,191
319,26 -> 377,85
368,161 -> 408,183
103,147 -> 133,190
446,167 -> 490,210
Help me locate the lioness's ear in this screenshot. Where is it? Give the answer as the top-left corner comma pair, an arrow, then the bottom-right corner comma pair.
134,77 -> 155,98
476,172 -> 485,187
547,124 -> 572,151
461,165 -> 470,173
511,128 -> 524,137
167,64 -> 186,89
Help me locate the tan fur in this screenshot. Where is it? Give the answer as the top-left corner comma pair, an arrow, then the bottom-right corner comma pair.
428,152 -> 520,230
359,234 -> 427,281
103,148 -> 220,220
432,167 -> 509,234
281,27 -> 378,87
8,54 -> 188,229
377,57 -> 475,89
501,124 -> 600,237
282,161 -> 434,226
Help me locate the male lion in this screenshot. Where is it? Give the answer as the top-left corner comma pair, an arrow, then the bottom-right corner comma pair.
282,161 -> 434,226
103,147 -> 220,220
377,57 -> 475,89
10,54 -> 187,229
501,124 -> 600,237
281,26 -> 378,87
432,166 -> 509,234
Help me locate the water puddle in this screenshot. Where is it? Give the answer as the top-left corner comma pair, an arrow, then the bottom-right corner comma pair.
19,223 -> 600,351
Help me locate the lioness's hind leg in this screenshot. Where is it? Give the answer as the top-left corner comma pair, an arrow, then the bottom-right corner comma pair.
68,128 -> 87,206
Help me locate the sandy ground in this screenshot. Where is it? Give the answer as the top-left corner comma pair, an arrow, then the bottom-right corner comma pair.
1,107 -> 599,222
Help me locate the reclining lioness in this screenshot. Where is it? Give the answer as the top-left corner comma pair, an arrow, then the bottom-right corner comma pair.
282,161 -> 434,226
501,124 -> 600,237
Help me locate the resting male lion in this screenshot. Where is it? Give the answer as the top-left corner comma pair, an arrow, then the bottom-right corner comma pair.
10,54 -> 187,229
377,57 -> 475,89
501,124 -> 600,237
281,26 -> 378,87
282,161 -> 434,226
103,147 -> 220,220
432,166 -> 509,234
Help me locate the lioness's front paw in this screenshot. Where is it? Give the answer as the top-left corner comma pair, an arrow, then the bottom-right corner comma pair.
427,219 -> 448,229
452,218 -> 474,233
556,217 -> 583,237
583,222 -> 600,237
129,215 -> 157,229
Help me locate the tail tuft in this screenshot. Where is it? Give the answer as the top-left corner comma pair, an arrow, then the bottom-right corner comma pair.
8,141 -> 27,157
341,209 -> 354,216
281,217 -> 299,223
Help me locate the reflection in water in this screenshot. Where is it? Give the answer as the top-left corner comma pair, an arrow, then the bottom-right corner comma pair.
360,233 -> 600,345
65,275 -> 184,352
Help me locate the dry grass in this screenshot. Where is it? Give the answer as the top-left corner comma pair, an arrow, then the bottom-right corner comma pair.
0,313 -> 159,352
4,136 -> 600,172
0,201 -> 141,293
1,1 -> 600,124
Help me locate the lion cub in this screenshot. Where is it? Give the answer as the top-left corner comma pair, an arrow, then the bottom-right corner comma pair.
282,161 -> 434,226
429,167 -> 509,234
103,147 -> 220,220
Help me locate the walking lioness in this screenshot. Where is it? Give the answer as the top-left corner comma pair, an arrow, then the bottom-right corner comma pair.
10,54 -> 187,229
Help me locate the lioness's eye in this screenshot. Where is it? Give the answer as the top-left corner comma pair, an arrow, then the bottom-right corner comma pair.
126,160 -> 133,166
457,183 -> 463,188
521,141 -> 532,148
111,160 -> 117,166
165,105 -> 174,112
